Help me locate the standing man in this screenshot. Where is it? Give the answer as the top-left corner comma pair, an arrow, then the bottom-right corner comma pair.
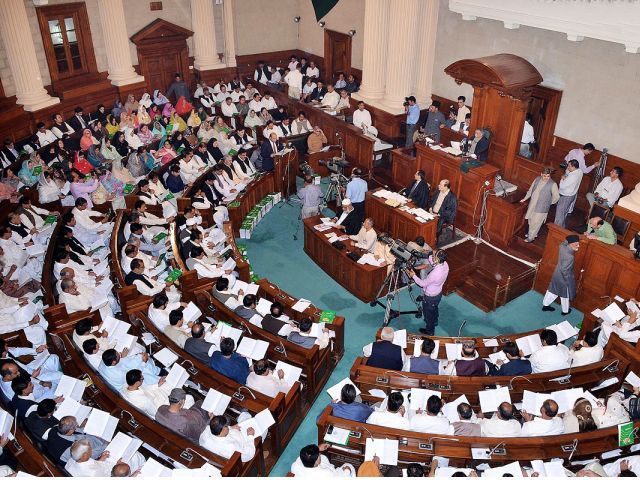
284,64 -> 303,100
542,234 -> 580,316
298,175 -> 323,219
421,101 -> 446,143
404,96 -> 420,148
345,168 -> 368,222
554,159 -> 583,228
455,96 -> 470,125
520,114 -> 535,158
520,168 -> 560,243
406,250 -> 449,335
166,73 -> 191,102
259,132 -> 282,172
565,143 -> 599,175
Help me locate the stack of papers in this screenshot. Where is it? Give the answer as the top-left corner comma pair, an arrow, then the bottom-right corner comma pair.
139,458 -> 172,477
364,438 -> 399,466
292,299 -> 312,312
324,426 -> 350,445
83,409 -> 119,441
442,395 -> 469,422
357,253 -> 385,267
314,223 -> 333,232
478,386 -> 511,413
231,281 -> 259,296
201,389 -> 232,415
327,378 -> 360,401
236,337 -> 269,360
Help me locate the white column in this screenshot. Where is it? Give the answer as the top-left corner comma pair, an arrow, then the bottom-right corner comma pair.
191,0 -> 224,71
222,0 -> 237,67
0,0 -> 59,111
353,0 -> 390,103
380,0 -> 421,113
413,0 -> 439,106
97,0 -> 145,87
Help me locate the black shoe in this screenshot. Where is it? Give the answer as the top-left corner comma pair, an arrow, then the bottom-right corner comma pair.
542,305 -> 555,312
419,328 -> 433,335
561,309 -> 572,316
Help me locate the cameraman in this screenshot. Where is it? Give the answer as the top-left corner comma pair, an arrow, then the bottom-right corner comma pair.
298,175 -> 323,218
404,96 -> 420,148
405,250 -> 449,335
345,168 -> 368,222
407,236 -> 432,279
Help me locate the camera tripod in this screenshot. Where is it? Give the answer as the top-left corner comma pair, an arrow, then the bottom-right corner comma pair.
321,173 -> 349,210
369,259 -> 422,327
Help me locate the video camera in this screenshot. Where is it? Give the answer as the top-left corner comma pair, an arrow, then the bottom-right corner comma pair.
299,160 -> 314,177
378,234 -> 429,267
318,157 -> 350,175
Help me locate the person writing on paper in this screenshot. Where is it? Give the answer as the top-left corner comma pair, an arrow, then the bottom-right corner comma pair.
234,294 -> 260,321
367,391 -> 410,430
200,415 -> 257,463
363,327 -> 406,371
47,416 -> 108,464
156,388 -> 211,443
521,399 -> 564,436
529,329 -> 571,374
406,249 -> 449,335
569,330 -> 604,367
328,383 -> 373,423
288,318 -> 330,349
410,395 -> 454,434
184,323 -> 218,364
489,341 -> 532,376
479,402 -> 521,437
210,338 -> 250,385
541,234 -> 579,316
291,443 -> 356,477
452,402 -> 481,436
403,170 -> 429,209
98,348 -> 162,390
348,218 -> 377,253
246,359 -> 290,397
403,338 -> 441,374
331,199 -> 361,235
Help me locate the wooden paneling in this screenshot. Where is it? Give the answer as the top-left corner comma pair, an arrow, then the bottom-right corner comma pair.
485,193 -> 528,249
324,30 -> 352,84
390,148 -> 417,190
613,204 -> 640,247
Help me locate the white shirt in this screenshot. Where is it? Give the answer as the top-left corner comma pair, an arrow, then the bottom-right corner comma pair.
521,121 -> 535,143
306,66 -> 320,79
262,97 -> 277,110
520,416 -> 564,436
569,344 -> 603,367
409,413 -> 454,435
121,383 -> 170,417
248,99 -> 264,112
291,454 -> 353,478
36,129 -> 57,146
594,176 -> 624,207
321,91 -> 340,109
353,109 -> 372,129
456,105 -> 470,124
367,410 -> 410,430
303,82 -> 317,94
480,416 -> 522,437
246,372 -> 289,397
529,344 -> 571,373
284,69 -> 303,90
200,427 -> 256,463
221,102 -> 238,117
350,227 -> 377,253
559,168 -> 583,197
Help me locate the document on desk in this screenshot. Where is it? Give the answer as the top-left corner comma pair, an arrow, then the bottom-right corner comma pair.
292,298 -> 312,312
600,302 -> 626,324
314,223 -> 333,232
153,348 -> 179,368
357,253 -> 385,267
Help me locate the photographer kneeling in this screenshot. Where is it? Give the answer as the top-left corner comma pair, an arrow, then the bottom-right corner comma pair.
405,249 -> 449,335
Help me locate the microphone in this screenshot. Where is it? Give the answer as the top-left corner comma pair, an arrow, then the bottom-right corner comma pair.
384,370 -> 408,378
457,320 -> 467,338
509,375 -> 533,390
488,441 -> 506,457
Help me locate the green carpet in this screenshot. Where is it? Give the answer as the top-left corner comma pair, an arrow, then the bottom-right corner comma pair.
240,183 -> 583,477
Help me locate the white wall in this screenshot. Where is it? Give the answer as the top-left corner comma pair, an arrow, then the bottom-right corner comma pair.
234,0 -> 299,55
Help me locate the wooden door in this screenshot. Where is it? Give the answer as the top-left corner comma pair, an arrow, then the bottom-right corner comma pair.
140,50 -> 183,96
324,30 -> 352,84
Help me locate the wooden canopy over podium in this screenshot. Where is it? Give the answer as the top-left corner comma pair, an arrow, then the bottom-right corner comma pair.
444,54 -> 543,183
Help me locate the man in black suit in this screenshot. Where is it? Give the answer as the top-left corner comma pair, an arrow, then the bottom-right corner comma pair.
203,174 -> 222,206
462,128 -> 490,162
307,80 -> 327,103
429,179 -> 457,232
490,342 -> 532,376
332,199 -> 362,235
404,170 -> 429,208
259,132 -> 283,172
68,106 -> 89,132
11,375 -> 39,417
184,323 -> 217,364
0,139 -> 19,167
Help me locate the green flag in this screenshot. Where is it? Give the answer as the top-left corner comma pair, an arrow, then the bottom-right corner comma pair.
312,0 -> 339,21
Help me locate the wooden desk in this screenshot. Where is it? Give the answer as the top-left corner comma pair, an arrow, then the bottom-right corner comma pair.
305,146 -> 342,177
415,143 -> 499,235
365,188 -> 437,246
303,216 -> 387,303
485,192 -> 528,249
228,172 -> 276,235
273,148 -> 298,200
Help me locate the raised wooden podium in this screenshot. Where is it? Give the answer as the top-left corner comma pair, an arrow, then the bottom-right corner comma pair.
273,148 -> 299,200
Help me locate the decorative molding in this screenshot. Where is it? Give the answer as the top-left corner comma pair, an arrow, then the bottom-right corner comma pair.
449,0 -> 640,53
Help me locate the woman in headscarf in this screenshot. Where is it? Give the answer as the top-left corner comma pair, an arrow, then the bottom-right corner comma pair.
119,111 -> 135,132
213,116 -> 230,135
139,93 -> 152,109
217,131 -> 237,156
100,137 -> 122,164
112,131 -> 130,157
80,128 -> 99,151
154,140 -> 178,165
111,155 -> 136,185
69,169 -> 99,208
1,167 -> 21,192
137,124 -> 155,145
153,89 -> 170,106
168,111 -> 187,133
124,127 -> 143,150
0,170 -> 18,203
112,99 -> 124,118
18,154 -> 42,187
149,104 -> 162,122
124,94 -> 139,113
137,105 -> 151,126
98,167 -> 124,199
126,149 -> 149,178
187,108 -> 201,128
171,132 -> 190,154
151,119 -> 167,140
162,102 -> 175,118
244,109 -> 263,137
86,144 -> 106,168
197,121 -> 217,144
105,114 -> 119,138
259,107 -> 273,124
94,104 -> 108,124
37,169 -> 63,204
91,120 -> 105,142
72,151 -> 93,176
195,105 -> 209,123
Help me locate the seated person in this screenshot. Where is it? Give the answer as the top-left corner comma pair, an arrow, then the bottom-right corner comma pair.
446,342 -> 486,376
166,164 -> 186,194
461,128 -> 489,162
367,391 -> 410,430
210,337 -> 250,384
403,170 -> 429,209
489,341 -> 532,376
429,179 -> 457,232
587,166 -> 623,208
212,276 -> 236,304
307,126 -> 327,153
184,323 -> 218,364
199,415 -> 257,463
529,329 -> 570,373
98,348 -> 161,390
163,309 -> 191,349
125,258 -> 180,302
403,338 -> 441,374
363,327 -> 406,371
246,359 -> 289,397
291,444 -> 356,477
409,395 -> 454,434
121,368 -> 176,418
261,301 -> 294,336
329,383 -> 373,423
234,294 -> 260,320
320,85 -> 340,110
479,402 -> 521,437
47,415 -> 107,464
11,375 -> 61,417
452,402 -> 481,436
331,199 -> 361,235
287,317 -> 330,349
569,330 -> 604,367
155,388 -> 211,443
278,118 -> 293,137
147,293 -> 185,331
24,398 -> 58,442
521,399 -> 565,436
348,217 -> 377,253
585,216 -> 617,245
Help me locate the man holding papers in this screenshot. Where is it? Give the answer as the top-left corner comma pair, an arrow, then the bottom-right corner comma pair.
363,327 -> 406,371
98,349 -> 162,390
409,395 -> 454,434
291,443 -> 356,477
479,402 -> 521,437
452,402 -> 481,436
529,329 -> 571,373
0,289 -> 47,346
367,392 -> 410,430
184,323 -> 218,364
246,359 -> 290,397
125,259 -> 181,302
0,339 -> 61,388
210,338 -> 250,385
328,383 -> 373,423
122,369 -> 185,418
47,416 -> 108,464
569,330 -> 604,367
404,338 -> 441,374
199,415 -> 257,463
287,318 -> 330,349
66,437 -> 145,477
163,310 -> 192,348
521,399 -> 565,436
155,388 -> 211,443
